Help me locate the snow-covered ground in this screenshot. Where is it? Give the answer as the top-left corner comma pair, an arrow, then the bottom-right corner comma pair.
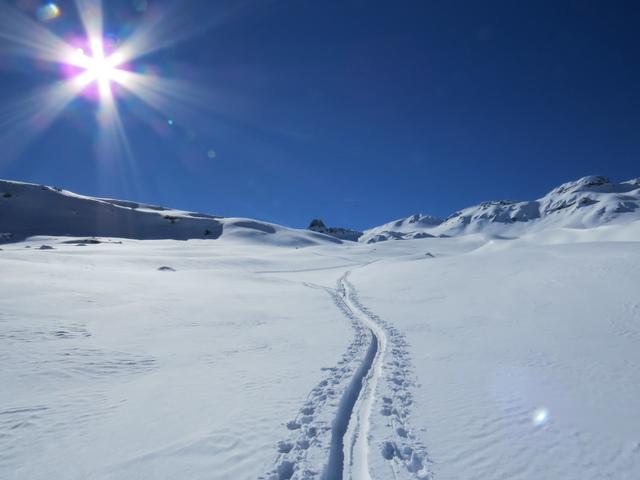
351,223 -> 640,479
0,236 -> 359,479
1,178 -> 640,479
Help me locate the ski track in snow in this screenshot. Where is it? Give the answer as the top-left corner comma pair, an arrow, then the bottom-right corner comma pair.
333,273 -> 384,480
264,272 -> 430,480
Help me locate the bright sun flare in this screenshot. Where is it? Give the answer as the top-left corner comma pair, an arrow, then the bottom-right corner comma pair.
0,0 -> 219,164
70,39 -> 126,98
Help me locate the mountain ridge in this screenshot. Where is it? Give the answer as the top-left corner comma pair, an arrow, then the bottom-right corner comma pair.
0,179 -> 341,246
1,175 -> 638,245
361,175 -> 640,243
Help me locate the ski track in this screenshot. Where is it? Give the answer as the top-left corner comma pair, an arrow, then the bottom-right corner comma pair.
264,272 -> 431,480
335,273 -> 384,480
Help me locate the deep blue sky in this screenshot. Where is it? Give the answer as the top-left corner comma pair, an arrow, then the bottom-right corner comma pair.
1,0 -> 639,230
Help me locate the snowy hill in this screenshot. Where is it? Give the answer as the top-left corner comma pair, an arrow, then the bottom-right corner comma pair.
362,175 -> 640,243
0,180 -> 341,246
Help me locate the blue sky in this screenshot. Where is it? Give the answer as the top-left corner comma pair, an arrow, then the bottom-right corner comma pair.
0,0 -> 638,230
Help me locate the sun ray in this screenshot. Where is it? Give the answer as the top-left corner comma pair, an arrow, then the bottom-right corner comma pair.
0,79 -> 87,163
0,2 -> 77,63
111,70 -> 216,111
74,0 -> 104,46
111,0 -> 253,65
95,93 -> 136,176
111,4 -> 211,64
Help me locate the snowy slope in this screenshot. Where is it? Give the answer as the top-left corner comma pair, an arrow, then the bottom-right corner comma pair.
351,222 -> 640,479
0,239 -> 357,480
0,180 -> 341,246
362,176 -> 640,242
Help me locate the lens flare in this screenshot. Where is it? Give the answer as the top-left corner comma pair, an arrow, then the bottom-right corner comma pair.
532,407 -> 549,426
36,4 -> 61,22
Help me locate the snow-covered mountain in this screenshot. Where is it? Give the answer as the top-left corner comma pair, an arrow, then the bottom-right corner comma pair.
2,176 -> 638,246
362,175 -> 640,243
361,214 -> 444,243
0,180 -> 341,246
308,218 -> 363,241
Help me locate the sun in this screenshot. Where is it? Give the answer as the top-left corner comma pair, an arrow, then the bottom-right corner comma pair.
0,0 -> 228,165
68,38 -> 126,99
